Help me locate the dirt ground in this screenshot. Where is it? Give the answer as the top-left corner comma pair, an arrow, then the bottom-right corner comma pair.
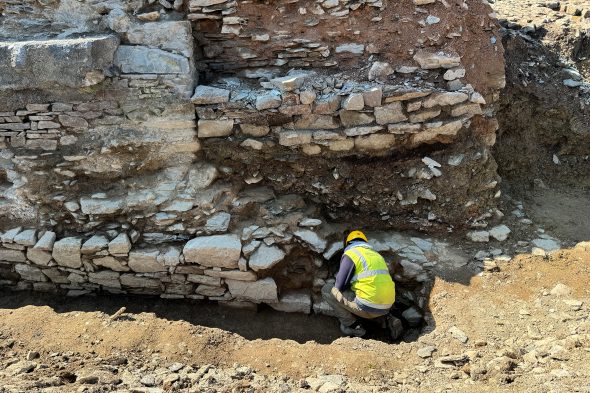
1,244 -> 590,392
1,1 -> 590,392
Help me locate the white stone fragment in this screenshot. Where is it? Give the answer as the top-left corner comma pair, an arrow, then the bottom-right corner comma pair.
489,225 -> 511,241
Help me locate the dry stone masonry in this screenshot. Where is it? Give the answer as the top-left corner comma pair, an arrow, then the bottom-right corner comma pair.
0,0 -> 505,329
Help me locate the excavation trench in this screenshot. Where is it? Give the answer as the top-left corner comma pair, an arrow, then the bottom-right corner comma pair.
0,245 -> 432,344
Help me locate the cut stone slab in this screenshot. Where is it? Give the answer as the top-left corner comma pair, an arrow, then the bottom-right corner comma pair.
15,264 -> 47,282
489,225 -> 511,241
120,275 -> 161,289
13,230 -> 36,246
205,212 -> 231,233
81,235 -> 109,254
255,90 -> 282,110
197,119 -> 234,138
0,249 -> 26,262
88,271 -> 121,288
128,249 -> 164,273
375,102 -> 407,124
126,21 -> 194,58
204,269 -> 257,282
248,244 -> 285,272
108,233 -> 131,255
114,45 -> 190,74
33,232 -> 56,253
27,248 -> 52,266
226,277 -> 278,303
0,35 -> 119,90
423,92 -> 469,108
187,274 -> 222,286
93,256 -> 130,272
159,247 -> 182,266
269,291 -> 312,314
52,237 -> 82,268
1,227 -> 22,243
191,85 -> 230,105
80,197 -> 124,215
195,284 -> 226,297
342,93 -> 364,111
183,234 -> 242,268
270,75 -> 305,92
294,230 -> 327,253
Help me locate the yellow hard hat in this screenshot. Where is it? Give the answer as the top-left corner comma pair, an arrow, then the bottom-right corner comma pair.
346,230 -> 368,244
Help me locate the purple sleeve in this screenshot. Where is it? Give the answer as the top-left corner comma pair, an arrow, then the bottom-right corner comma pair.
335,254 -> 356,291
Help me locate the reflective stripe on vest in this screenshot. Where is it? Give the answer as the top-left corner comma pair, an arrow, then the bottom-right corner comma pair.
348,247 -> 389,282
345,244 -> 395,308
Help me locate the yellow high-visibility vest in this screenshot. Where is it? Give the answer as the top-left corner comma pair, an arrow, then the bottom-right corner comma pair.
344,245 -> 395,310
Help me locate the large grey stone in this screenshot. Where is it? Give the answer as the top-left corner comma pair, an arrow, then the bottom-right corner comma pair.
191,85 -> 231,105
249,244 -> 285,272
108,233 -> 131,255
0,35 -> 119,90
489,225 -> 511,241
80,197 -> 124,215
195,284 -> 226,297
374,103 -> 407,125
423,92 -> 469,108
183,235 -> 242,268
1,227 -> 22,243
226,277 -> 278,303
120,274 -> 161,289
294,230 -> 327,253
27,249 -> 52,266
205,212 -> 231,233
93,256 -> 130,272
15,264 -> 47,282
256,90 -> 282,110
81,235 -> 109,254
269,291 -> 312,314
52,237 -> 82,268
33,231 -> 56,251
88,271 -> 121,288
13,229 -> 36,246
197,119 -> 234,138
0,249 -> 26,262
128,249 -> 165,273
114,46 -> 190,74
126,21 -> 194,58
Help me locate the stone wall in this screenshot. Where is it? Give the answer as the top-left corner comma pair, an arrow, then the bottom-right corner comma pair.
0,0 -> 504,326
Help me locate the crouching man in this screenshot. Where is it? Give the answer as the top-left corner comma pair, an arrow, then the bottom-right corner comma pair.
322,230 -> 395,337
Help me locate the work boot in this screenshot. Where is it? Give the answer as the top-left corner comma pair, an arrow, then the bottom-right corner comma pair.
339,322 -> 366,337
387,315 -> 404,340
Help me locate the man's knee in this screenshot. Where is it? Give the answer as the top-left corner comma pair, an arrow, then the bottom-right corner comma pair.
321,281 -> 335,300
